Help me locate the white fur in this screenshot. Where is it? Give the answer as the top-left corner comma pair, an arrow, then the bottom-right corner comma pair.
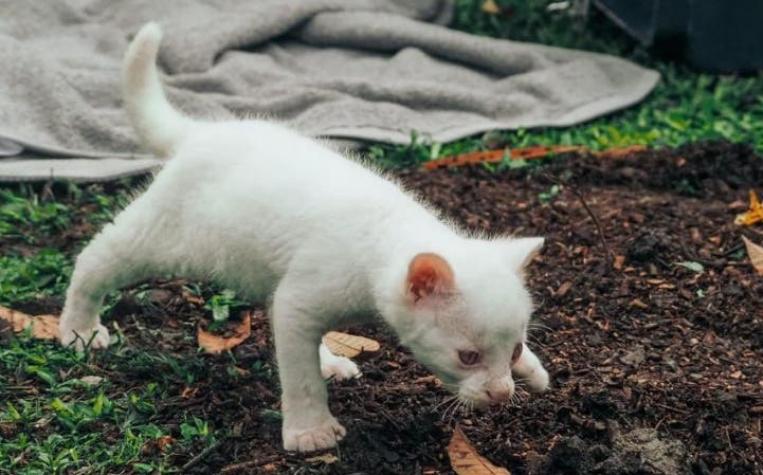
319,343 -> 362,381
59,23 -> 550,452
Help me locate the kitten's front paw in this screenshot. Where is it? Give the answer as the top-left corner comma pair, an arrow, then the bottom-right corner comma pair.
525,367 -> 550,393
321,356 -> 362,381
59,322 -> 110,352
283,417 -> 346,452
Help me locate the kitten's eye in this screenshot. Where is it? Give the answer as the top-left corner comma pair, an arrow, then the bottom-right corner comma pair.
511,342 -> 523,365
458,350 -> 482,366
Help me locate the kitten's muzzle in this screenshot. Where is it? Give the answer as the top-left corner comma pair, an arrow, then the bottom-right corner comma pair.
485,387 -> 512,405
484,377 -> 515,405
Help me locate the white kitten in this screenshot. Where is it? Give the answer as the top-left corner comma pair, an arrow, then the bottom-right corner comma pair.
58,23 -> 550,452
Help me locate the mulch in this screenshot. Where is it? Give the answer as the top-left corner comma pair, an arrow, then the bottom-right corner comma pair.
5,141 -> 763,474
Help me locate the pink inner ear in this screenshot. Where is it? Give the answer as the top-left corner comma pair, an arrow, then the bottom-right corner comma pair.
406,253 -> 454,302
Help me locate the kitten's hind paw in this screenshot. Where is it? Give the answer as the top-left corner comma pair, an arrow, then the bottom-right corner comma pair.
283,418 -> 346,452
59,322 -> 111,352
321,356 -> 362,381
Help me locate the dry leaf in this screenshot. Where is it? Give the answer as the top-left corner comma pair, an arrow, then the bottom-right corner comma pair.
481,0 -> 501,14
423,146 -> 582,171
742,236 -> 763,275
0,306 -> 32,333
629,299 -> 649,310
322,331 -> 380,358
413,375 -> 443,387
554,281 -> 573,298
735,190 -> 763,226
593,145 -> 647,159
305,453 -> 338,464
423,144 -> 654,171
447,425 -> 510,475
261,463 -> 279,473
0,306 -> 60,340
510,145 -> 582,160
197,311 -> 251,354
29,315 -> 59,339
78,376 -> 104,386
156,435 -> 175,451
181,386 -> 199,399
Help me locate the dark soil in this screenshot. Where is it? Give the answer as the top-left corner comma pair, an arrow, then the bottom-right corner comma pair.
7,141 -> 763,474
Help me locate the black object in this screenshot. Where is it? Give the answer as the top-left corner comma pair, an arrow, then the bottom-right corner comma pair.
594,0 -> 763,72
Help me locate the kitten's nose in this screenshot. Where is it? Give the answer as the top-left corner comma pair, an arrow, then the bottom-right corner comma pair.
484,375 -> 515,404
485,383 -> 513,404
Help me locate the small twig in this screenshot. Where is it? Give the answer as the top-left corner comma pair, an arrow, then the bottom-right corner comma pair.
181,440 -> 222,472
219,455 -> 281,474
542,172 -> 614,264
653,402 -> 689,415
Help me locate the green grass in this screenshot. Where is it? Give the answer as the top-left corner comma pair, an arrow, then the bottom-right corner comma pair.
1,1 -> 762,473
0,183 -> 258,474
0,250 -> 72,307
0,336 -> 221,474
369,0 -> 763,167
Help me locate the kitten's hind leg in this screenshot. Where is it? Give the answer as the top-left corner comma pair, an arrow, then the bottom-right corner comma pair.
319,342 -> 361,381
59,198 -> 164,352
512,343 -> 550,393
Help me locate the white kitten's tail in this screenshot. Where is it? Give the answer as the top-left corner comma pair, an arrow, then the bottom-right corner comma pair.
122,22 -> 191,158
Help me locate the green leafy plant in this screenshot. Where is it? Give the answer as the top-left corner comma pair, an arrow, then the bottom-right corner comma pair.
0,250 -> 72,306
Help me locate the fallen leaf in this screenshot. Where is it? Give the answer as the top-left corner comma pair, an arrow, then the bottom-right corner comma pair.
322,331 -> 380,358
156,435 -> 175,451
554,281 -> 573,298
30,315 -> 59,340
181,386 -> 199,399
481,0 -> 501,14
305,453 -> 338,464
448,425 -> 510,475
735,190 -> 763,226
197,311 -> 251,354
0,306 -> 60,340
78,376 -> 104,386
511,146 -> 583,160
629,299 -> 648,309
593,145 -> 648,158
423,146 -> 582,171
613,255 -> 626,271
676,261 -> 704,273
414,375 -> 443,387
620,347 -> 646,366
741,236 -> 763,275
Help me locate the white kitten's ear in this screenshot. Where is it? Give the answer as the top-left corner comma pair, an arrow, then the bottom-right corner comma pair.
505,237 -> 544,272
405,253 -> 455,304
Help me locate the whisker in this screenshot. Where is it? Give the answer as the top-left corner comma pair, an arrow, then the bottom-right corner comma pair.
528,322 -> 553,332
440,397 -> 460,422
445,398 -> 468,426
524,335 -> 547,349
434,395 -> 457,410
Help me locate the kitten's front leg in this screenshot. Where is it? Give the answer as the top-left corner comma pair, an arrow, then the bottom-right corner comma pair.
272,284 -> 345,452
512,343 -> 550,393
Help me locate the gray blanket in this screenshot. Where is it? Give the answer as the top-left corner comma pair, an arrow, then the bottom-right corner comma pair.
0,0 -> 659,182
